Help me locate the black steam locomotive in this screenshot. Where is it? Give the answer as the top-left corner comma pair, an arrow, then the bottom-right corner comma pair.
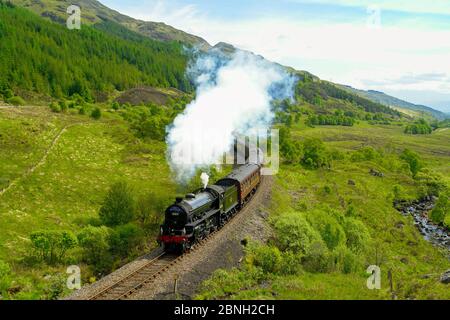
158,164 -> 261,252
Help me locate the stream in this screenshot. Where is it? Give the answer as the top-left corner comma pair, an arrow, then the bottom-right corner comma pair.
396,196 -> 450,251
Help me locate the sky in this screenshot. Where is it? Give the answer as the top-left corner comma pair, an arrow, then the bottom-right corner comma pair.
101,0 -> 450,113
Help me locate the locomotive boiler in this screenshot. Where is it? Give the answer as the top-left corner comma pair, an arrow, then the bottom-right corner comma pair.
158,164 -> 261,252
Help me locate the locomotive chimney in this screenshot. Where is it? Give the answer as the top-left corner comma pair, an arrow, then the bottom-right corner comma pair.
175,197 -> 183,203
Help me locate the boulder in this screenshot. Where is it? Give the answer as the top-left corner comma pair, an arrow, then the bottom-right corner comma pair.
440,270 -> 450,284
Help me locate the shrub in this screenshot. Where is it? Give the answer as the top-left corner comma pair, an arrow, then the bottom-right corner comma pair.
91,107 -> 102,120
58,101 -> 68,112
415,168 -> 446,198
307,209 -> 346,250
49,102 -> 61,113
29,230 -> 77,264
136,192 -> 165,227
112,102 -> 120,110
279,127 -> 302,164
351,146 -> 379,162
78,106 -> 86,115
99,181 -> 136,226
400,149 -> 423,177
0,260 -> 12,295
109,223 -> 144,258
7,96 -> 25,106
343,218 -> 371,254
78,226 -> 112,273
246,244 -> 283,274
301,138 -> 331,169
2,88 -> 13,100
430,192 -> 449,225
302,240 -> 333,273
332,245 -> 362,274
272,211 -> 322,255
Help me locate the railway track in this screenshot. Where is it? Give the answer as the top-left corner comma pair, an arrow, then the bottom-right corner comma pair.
86,184 -> 262,300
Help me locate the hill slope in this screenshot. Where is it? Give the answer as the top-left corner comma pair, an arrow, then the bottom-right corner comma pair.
10,0 -> 211,49
340,85 -> 447,120
0,3 -> 191,100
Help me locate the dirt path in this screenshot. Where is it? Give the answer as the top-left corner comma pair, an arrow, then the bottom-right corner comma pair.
69,176 -> 273,300
0,122 -> 86,197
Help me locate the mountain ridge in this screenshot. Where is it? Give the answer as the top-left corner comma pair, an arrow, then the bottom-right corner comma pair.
338,85 -> 447,120
10,0 -> 211,49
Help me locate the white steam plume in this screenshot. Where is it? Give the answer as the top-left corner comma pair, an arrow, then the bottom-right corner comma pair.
200,172 -> 210,189
167,50 -> 296,181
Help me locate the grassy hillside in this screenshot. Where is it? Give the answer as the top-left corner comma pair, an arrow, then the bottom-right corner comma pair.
0,103 -> 183,298
197,119 -> 450,300
10,0 -> 211,49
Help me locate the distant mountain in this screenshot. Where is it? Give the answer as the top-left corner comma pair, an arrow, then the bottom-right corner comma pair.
10,0 -> 211,50
339,85 -> 448,120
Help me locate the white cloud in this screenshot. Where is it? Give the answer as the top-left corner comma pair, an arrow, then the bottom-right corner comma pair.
288,0 -> 450,16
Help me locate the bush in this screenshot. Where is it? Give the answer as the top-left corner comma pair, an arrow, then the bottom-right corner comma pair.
109,223 -> 144,258
342,218 -> 371,254
302,240 -> 333,273
99,181 -> 136,226
351,146 -> 379,162
91,107 -> 102,120
307,209 -> 346,250
332,245 -> 362,274
49,102 -> 61,113
78,106 -> 86,115
78,226 -> 112,273
400,149 -> 423,177
279,127 -> 302,164
58,101 -> 68,112
415,168 -> 446,198
246,244 -> 283,274
136,192 -> 165,227
112,102 -> 120,110
7,96 -> 25,106
301,138 -> 331,169
0,260 -> 12,295
430,192 -> 449,225
272,211 -> 322,255
2,88 -> 13,100
29,230 -> 77,264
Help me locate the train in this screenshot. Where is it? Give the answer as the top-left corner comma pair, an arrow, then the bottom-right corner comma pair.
158,164 -> 262,252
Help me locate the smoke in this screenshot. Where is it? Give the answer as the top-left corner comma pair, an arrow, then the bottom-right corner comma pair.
200,172 -> 210,189
167,49 -> 296,182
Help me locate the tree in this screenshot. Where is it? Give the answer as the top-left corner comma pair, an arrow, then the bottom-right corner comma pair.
343,218 -> 371,254
109,223 -> 144,258
78,226 -> 112,273
430,192 -> 449,225
400,149 -> 423,177
301,138 -> 331,169
29,230 -> 77,264
272,211 -> 323,255
91,107 -> 102,120
99,181 -> 136,226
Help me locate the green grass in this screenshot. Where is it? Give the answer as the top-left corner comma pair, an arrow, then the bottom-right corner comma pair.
1,106 -> 449,300
198,121 -> 450,300
0,106 -> 179,296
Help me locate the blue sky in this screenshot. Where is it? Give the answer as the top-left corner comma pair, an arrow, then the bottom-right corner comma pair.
102,0 -> 450,112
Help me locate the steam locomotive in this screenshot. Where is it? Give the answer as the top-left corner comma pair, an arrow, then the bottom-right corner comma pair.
158,164 -> 261,252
